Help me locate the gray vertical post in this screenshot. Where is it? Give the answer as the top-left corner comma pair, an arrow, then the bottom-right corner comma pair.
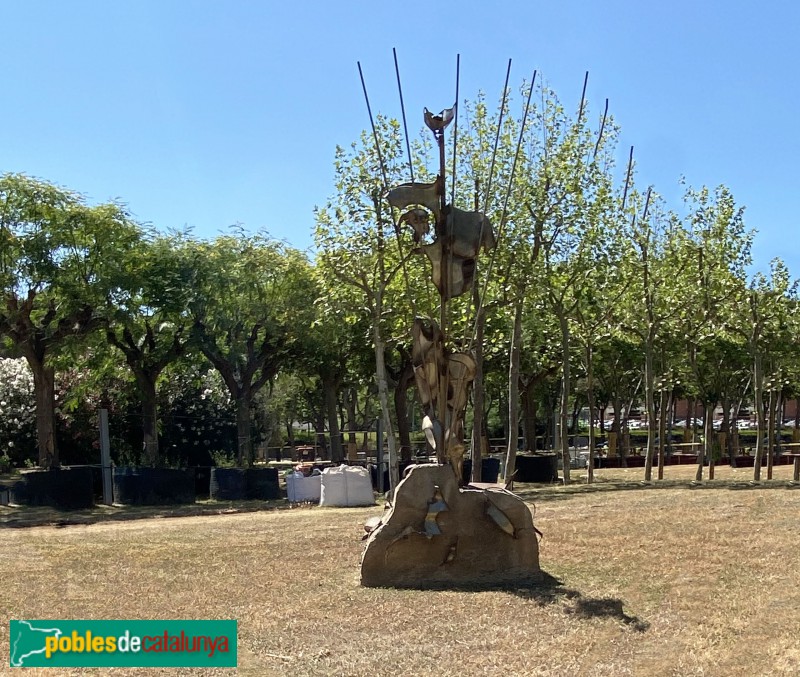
99,408 -> 113,505
376,417 -> 384,494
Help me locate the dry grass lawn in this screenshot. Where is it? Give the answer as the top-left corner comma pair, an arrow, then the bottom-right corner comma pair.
2,478 -> 800,676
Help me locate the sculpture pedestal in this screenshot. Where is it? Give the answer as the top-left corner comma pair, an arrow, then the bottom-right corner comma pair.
360,464 -> 541,588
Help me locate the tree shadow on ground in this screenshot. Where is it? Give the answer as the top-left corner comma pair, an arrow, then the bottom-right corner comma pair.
508,571 -> 650,632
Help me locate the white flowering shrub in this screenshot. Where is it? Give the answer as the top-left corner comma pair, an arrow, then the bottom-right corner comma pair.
157,365 -> 238,466
0,358 -> 37,467
0,355 -> 257,469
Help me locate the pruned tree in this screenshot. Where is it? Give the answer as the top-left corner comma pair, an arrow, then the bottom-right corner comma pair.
0,173 -> 141,467
189,231 -> 315,466
104,233 -> 196,465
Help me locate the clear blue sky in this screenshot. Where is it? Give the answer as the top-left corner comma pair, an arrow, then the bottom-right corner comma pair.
2,1 -> 797,274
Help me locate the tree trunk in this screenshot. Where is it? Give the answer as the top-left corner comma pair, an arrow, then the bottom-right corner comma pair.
394,358 -> 414,463
721,395 -> 733,467
323,376 -> 343,464
697,402 -> 716,481
345,387 -> 358,458
521,378 -> 536,452
29,358 -> 58,468
666,390 -> 675,458
558,312 -> 571,483
611,399 -> 622,463
684,396 -> 695,443
694,400 -> 706,482
236,391 -> 253,466
570,397 -> 581,443
373,308 -> 399,494
504,299 -> 523,483
471,306 -> 486,483
767,387 -> 776,480
657,387 -> 667,480
136,373 -> 159,466
753,354 -> 764,481
643,343 -> 656,481
586,344 -> 596,484
315,408 -> 328,460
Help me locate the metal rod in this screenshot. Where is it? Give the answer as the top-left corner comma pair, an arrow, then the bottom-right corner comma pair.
632,185 -> 652,229
481,59 -> 513,219
450,54 -> 460,211
99,408 -> 113,505
642,186 -> 652,220
622,145 -> 634,209
577,71 -> 589,124
471,69 -> 537,348
436,120 -> 449,463
357,60 -> 417,315
358,61 -> 389,188
461,60 -> 514,344
393,48 -> 415,183
594,98 -> 609,158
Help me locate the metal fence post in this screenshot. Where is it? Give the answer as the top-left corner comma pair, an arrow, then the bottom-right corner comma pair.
99,409 -> 113,505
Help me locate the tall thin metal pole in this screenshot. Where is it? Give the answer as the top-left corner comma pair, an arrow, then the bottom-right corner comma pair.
577,71 -> 589,124
461,60 -> 515,345
358,60 -> 416,316
358,62 -> 389,189
594,98 -> 609,158
480,59 -> 512,219
393,48 -> 415,184
450,54 -> 460,210
471,70 -> 537,347
622,145 -> 634,210
435,118 -> 449,464
99,409 -> 113,506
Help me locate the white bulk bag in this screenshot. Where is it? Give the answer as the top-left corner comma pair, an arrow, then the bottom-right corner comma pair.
286,471 -> 321,503
319,465 -> 375,507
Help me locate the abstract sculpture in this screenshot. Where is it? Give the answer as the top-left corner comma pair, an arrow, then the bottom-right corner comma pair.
359,83 -> 542,587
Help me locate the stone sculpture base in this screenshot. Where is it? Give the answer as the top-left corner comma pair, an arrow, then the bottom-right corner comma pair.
360,464 -> 541,588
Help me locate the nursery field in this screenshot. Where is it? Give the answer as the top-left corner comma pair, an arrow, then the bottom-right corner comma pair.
2,483 -> 800,676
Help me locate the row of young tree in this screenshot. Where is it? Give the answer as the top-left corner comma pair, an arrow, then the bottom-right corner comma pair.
1,78 -> 797,485
314,76 -> 799,486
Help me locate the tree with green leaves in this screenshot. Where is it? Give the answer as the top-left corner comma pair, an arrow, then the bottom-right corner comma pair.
189,231 -> 315,466
315,117 -> 415,492
674,184 -> 752,480
618,188 -> 684,481
738,261 -> 797,481
104,233 -> 196,465
531,87 -> 621,483
0,173 -> 141,467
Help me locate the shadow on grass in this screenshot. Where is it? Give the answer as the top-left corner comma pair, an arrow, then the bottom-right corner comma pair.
0,499 -> 288,529
509,571 -> 650,632
512,478 -> 798,504
384,571 -> 649,633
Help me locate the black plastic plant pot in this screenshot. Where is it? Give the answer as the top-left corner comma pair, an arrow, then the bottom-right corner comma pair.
209,468 -> 246,500
210,467 -> 280,500
515,453 -> 559,483
113,467 -> 196,506
14,467 -> 95,509
194,466 -> 212,499
244,467 -> 279,500
461,457 -> 501,484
